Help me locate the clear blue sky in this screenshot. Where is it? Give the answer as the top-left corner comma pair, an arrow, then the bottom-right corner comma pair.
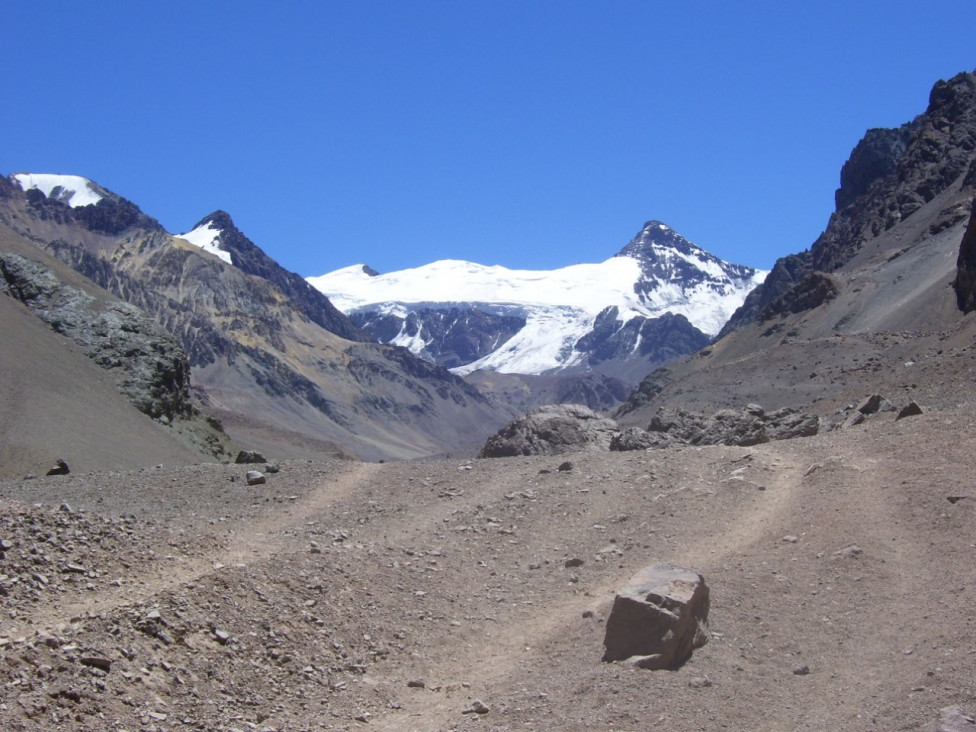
4,2 -> 975,276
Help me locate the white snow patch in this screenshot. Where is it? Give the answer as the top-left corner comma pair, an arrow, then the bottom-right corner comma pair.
13,173 -> 103,208
177,222 -> 233,265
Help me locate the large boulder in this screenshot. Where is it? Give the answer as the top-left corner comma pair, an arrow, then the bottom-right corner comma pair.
602,563 -> 710,670
479,404 -> 619,458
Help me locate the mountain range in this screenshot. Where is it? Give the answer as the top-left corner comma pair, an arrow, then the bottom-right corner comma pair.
2,68 -> 975,473
307,222 -> 765,384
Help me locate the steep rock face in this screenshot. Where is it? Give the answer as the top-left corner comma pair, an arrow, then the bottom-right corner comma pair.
575,308 -> 710,366
834,123 -> 918,211
813,70 -> 976,273
0,252 -> 192,420
953,198 -> 976,312
722,69 -> 976,336
350,306 -> 526,369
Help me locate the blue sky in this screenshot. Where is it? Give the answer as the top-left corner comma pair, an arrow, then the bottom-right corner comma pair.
4,2 -> 975,276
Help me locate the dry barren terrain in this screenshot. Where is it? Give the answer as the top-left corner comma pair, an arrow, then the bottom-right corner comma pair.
2,403 -> 974,731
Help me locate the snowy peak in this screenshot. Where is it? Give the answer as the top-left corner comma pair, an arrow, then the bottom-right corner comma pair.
616,220 -> 757,284
309,221 -> 767,378
176,212 -> 234,265
12,173 -> 105,208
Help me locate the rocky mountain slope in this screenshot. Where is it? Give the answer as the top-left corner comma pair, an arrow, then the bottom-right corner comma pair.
0,221 -> 219,478
0,175 -> 513,461
308,222 -> 765,386
617,69 -> 976,431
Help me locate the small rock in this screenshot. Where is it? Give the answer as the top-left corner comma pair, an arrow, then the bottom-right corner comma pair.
688,676 -> 712,688
564,557 -> 584,568
265,463 -> 280,474
462,699 -> 490,714
557,461 -> 574,472
80,656 -> 112,672
793,664 -> 810,675
407,679 -> 426,688
46,459 -> 70,476
782,535 -> 798,543
835,544 -> 863,557
214,629 -> 231,644
245,470 -> 266,486
582,610 -> 594,619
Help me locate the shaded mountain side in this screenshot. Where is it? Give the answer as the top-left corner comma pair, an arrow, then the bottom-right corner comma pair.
0,179 -> 514,460
619,69 -> 976,430
189,211 -> 371,343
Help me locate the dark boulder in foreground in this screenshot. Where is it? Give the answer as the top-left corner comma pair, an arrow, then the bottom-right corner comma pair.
602,563 -> 710,670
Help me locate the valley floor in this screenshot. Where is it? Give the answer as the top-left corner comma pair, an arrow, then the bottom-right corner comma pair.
1,406 -> 974,731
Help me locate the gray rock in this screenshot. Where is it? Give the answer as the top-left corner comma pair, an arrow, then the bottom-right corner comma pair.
245,470 -> 266,486
235,450 -> 267,464
602,563 -> 710,670
479,404 -> 620,458
896,401 -> 924,420
856,394 -> 895,415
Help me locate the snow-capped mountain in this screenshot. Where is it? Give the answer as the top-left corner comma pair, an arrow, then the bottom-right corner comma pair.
308,221 -> 767,381
12,173 -> 106,208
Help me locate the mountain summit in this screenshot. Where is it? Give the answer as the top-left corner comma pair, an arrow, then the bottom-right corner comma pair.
308,222 -> 766,383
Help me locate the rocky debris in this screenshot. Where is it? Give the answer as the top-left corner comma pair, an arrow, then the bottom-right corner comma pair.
925,706 -> 976,732
0,252 -> 193,420
953,198 -> 976,313
602,563 -> 710,670
45,459 -> 70,476
235,449 -> 267,464
479,404 -> 620,457
897,401 -> 924,420
245,470 -> 266,486
636,404 -> 818,449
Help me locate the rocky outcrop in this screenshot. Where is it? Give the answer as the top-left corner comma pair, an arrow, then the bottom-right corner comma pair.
602,563 -> 710,670
953,198 -> 976,312
0,252 -> 192,420
637,404 -> 819,448
479,404 -> 619,457
574,309 -> 711,367
757,272 -> 839,323
722,70 -> 976,335
834,124 -> 918,211
813,71 -> 976,274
